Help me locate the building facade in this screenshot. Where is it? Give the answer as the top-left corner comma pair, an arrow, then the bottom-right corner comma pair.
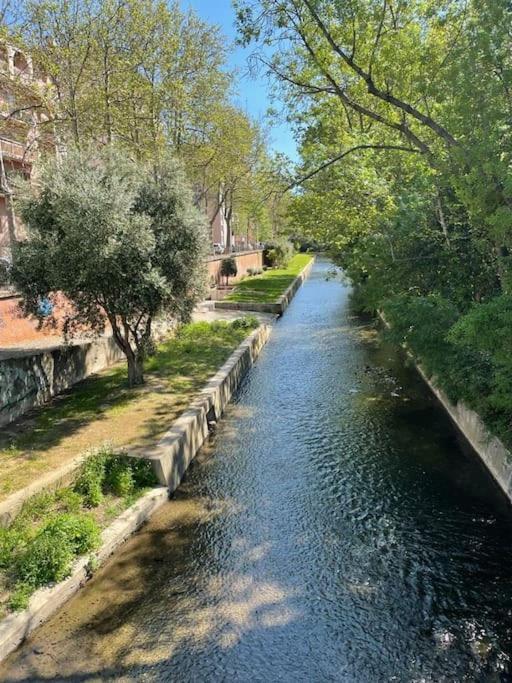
0,43 -> 54,267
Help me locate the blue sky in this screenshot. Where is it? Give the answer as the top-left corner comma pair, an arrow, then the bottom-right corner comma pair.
185,0 -> 298,161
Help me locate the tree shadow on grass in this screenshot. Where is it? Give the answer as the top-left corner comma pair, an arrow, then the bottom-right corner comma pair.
0,328 -> 251,479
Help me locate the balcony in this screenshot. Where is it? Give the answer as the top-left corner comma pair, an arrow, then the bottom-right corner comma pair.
0,137 -> 34,164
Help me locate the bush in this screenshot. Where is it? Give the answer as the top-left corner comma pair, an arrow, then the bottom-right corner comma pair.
231,316 -> 258,330
8,583 -> 32,611
220,257 -> 238,284
16,529 -> 75,587
129,457 -> 158,488
104,456 -> 135,497
0,528 -> 25,568
43,513 -> 100,555
74,448 -> 109,506
263,239 -> 294,268
15,513 -> 100,589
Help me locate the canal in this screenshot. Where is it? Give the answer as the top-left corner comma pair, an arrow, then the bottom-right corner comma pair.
3,257 -> 512,682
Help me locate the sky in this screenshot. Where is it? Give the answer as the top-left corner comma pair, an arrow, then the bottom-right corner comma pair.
185,0 -> 298,161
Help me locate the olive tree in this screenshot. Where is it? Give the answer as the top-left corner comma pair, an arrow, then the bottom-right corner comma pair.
11,149 -> 208,385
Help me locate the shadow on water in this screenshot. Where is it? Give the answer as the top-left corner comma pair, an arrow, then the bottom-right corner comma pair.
3,258 -> 512,682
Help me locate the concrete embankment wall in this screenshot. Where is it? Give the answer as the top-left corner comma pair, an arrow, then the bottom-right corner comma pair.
420,369 -> 512,502
379,310 -> 512,502
0,336 -> 125,428
214,256 -> 315,316
147,323 -> 272,491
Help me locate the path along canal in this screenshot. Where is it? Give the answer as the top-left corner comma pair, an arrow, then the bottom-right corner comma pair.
3,258 -> 512,682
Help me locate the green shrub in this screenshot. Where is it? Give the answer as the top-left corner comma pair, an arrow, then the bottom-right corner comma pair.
43,513 -> 100,555
263,239 -> 294,268
104,456 -> 135,497
231,316 -> 258,331
0,528 -> 25,568
129,457 -> 158,488
16,530 -> 75,587
15,513 -> 100,589
8,583 -> 32,611
74,448 -> 109,506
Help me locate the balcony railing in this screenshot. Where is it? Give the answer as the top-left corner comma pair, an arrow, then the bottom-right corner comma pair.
0,137 -> 34,163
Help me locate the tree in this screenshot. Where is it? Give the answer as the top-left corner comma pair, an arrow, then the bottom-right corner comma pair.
235,0 -> 512,288
220,257 -> 237,286
11,148 -> 207,386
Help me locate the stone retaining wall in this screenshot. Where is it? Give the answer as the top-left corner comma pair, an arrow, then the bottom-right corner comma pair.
380,311 -> 512,503
419,369 -> 512,502
147,323 -> 272,490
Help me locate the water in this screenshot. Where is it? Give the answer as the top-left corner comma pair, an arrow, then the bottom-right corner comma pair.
3,258 -> 512,682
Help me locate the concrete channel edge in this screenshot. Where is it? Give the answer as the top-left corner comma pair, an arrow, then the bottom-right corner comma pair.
0,322 -> 272,663
379,311 -> 512,503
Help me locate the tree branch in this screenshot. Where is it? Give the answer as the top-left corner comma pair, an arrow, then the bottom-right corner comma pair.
301,0 -> 459,148
285,144 -> 422,191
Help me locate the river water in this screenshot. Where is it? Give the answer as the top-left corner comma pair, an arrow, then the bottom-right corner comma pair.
3,258 -> 512,682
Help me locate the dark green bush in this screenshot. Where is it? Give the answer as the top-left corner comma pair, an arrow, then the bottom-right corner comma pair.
15,513 -> 100,589
43,513 -> 101,555
104,456 -> 135,497
231,316 -> 258,330
0,528 -> 25,568
8,583 -> 32,611
16,529 -> 75,587
263,239 -> 294,268
74,449 -> 108,506
129,457 -> 159,488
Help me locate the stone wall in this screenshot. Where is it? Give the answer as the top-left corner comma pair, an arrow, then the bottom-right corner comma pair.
0,336 -> 125,428
207,250 -> 263,285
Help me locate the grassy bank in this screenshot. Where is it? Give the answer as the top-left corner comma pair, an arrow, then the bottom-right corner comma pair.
226,254 -> 313,304
0,446 -> 158,615
0,318 -> 258,500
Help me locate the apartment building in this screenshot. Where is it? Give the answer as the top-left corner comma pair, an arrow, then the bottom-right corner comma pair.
0,43 -> 55,266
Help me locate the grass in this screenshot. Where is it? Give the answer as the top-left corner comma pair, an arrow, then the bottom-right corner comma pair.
0,318 -> 258,500
0,446 -> 158,614
226,254 -> 313,304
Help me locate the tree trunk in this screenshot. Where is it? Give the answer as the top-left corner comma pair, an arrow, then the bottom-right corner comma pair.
126,352 -> 144,386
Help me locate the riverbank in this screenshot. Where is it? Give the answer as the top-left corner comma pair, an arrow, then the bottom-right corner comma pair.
214,254 -> 314,314
0,319 -> 273,663
0,319 -> 262,507
379,312 -> 512,505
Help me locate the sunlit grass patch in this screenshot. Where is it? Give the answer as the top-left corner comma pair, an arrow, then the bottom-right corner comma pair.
226,254 -> 313,304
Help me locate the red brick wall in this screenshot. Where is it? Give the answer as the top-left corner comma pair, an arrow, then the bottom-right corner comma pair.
207,250 -> 263,285
0,252 -> 264,348
0,293 -> 77,348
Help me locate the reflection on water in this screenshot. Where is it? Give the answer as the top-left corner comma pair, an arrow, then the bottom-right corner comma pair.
2,258 -> 512,682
